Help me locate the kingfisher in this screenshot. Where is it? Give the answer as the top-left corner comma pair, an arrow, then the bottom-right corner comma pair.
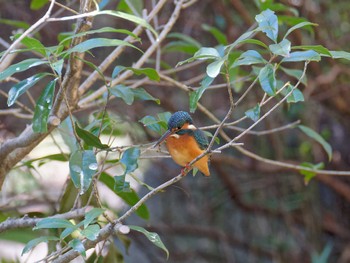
153,111 -> 210,176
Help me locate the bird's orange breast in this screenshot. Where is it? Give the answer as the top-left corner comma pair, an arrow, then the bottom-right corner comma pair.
165,133 -> 210,176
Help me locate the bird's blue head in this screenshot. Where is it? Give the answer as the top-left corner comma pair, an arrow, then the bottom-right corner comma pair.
167,111 -> 193,130
153,111 -> 194,148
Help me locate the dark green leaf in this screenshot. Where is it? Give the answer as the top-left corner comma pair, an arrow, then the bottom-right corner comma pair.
298,125 -> 332,161
129,225 -> 169,259
202,24 -> 227,45
189,75 -> 214,113
292,45 -> 331,56
125,67 -> 160,81
30,0 -> 48,10
232,50 -> 266,67
75,123 -> 109,149
69,150 -> 98,195
83,208 -> 105,228
269,39 -> 291,57
282,50 -> 321,62
64,38 -> 141,55
284,21 -> 318,39
32,78 -> 57,133
163,41 -> 200,55
0,59 -> 48,82
69,238 -> 86,257
22,236 -> 59,256
34,218 -> 75,230
139,115 -> 162,134
133,88 -> 160,104
81,225 -> 100,241
255,9 -> 278,42
245,104 -> 260,122
100,172 -> 150,219
258,64 -> 276,96
7,73 -> 51,107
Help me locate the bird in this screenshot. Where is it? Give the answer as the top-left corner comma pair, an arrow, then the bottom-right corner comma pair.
153,111 -> 210,176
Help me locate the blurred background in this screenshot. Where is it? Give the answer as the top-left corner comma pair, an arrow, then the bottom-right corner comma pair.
0,0 -> 350,262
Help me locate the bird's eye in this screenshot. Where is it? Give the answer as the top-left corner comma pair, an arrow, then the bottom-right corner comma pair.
177,126 -> 181,130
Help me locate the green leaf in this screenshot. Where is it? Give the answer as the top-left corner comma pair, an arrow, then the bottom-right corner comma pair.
255,9 -> 278,42
114,147 -> 140,192
69,238 -> 86,257
206,58 -> 225,78
0,18 -> 30,30
133,88 -> 160,104
120,147 -> 140,175
292,45 -> 331,56
226,28 -> 262,52
83,208 -> 105,228
110,85 -> 159,105
139,115 -> 162,134
0,58 -> 48,82
281,67 -> 307,85
15,35 -> 46,55
202,24 -> 227,45
284,21 -> 318,39
114,175 -> 131,193
32,78 -> 57,133
64,38 -> 141,55
22,236 -> 59,256
177,47 -> 220,66
330,51 -> 350,61
232,50 -> 266,67
34,218 -> 75,230
75,56 -> 107,85
285,86 -> 304,103
51,59 -> 64,76
298,125 -> 332,161
59,27 -> 139,47
125,67 -> 160,81
167,32 -> 201,48
269,39 -> 291,57
7,72 -> 51,107
258,64 -> 276,96
299,162 -> 324,184
189,75 -> 214,113
75,123 -> 109,149
69,150 -> 98,195
98,10 -> 157,38
110,84 -> 134,105
129,225 -> 169,259
282,50 -> 321,62
245,104 -> 260,122
81,224 -> 100,241
237,39 -> 269,49
30,0 -> 48,10
100,172 -> 149,219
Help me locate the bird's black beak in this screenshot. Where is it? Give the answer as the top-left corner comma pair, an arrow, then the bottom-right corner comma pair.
152,129 -> 172,148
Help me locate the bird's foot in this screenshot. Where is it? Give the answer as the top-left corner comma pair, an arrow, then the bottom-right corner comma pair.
180,163 -> 191,176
